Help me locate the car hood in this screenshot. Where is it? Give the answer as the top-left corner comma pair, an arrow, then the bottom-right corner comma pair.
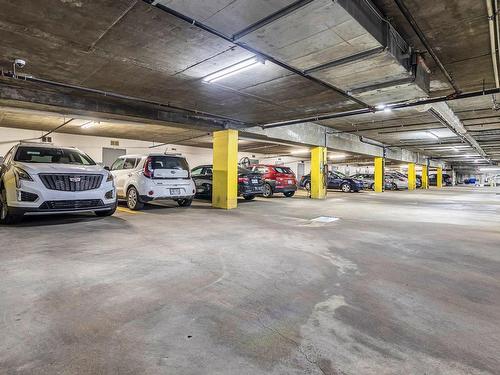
14,162 -> 107,175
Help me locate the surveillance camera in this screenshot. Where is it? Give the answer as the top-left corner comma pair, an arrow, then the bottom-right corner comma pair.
14,59 -> 26,68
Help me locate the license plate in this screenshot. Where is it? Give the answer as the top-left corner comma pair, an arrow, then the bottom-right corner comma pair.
170,188 -> 181,195
251,179 -> 258,184
288,180 -> 292,184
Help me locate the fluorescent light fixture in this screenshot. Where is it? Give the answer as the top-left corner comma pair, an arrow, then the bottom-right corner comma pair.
383,107 -> 392,113
290,148 -> 309,155
375,104 -> 386,110
480,167 -> 500,171
329,153 -> 347,160
81,121 -> 99,129
427,131 -> 439,140
203,58 -> 263,83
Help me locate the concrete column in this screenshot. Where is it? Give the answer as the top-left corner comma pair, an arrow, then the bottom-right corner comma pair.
374,157 -> 384,192
212,130 -> 238,209
310,146 -> 327,199
407,163 -> 416,190
421,165 -> 429,189
436,167 -> 443,188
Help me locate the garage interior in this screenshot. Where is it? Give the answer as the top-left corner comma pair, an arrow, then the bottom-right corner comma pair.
1,0 -> 500,374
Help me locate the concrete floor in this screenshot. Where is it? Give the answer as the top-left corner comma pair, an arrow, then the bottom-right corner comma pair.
1,187 -> 499,375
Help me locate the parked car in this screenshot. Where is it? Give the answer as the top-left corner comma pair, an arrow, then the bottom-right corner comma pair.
429,173 -> 452,186
191,165 -> 264,200
385,171 -> 408,190
110,153 -> 195,210
349,173 -> 393,190
249,164 -> 297,197
0,142 -> 116,224
300,171 -> 363,192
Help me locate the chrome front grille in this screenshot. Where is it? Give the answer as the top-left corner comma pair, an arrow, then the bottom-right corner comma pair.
39,174 -> 103,191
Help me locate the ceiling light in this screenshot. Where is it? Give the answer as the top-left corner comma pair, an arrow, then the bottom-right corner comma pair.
203,58 -> 263,83
81,121 -> 99,129
375,104 -> 386,110
329,153 -> 347,160
383,107 -> 392,113
290,148 -> 309,155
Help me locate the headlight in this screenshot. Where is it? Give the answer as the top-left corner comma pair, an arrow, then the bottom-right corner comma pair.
106,172 -> 114,182
14,167 -> 33,188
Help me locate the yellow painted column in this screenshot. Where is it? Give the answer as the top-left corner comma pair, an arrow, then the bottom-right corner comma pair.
310,146 -> 327,199
421,165 -> 429,189
436,167 -> 443,188
212,130 -> 238,209
408,163 -> 416,190
374,157 -> 384,192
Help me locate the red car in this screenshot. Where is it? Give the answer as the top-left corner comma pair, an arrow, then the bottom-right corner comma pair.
249,164 -> 297,197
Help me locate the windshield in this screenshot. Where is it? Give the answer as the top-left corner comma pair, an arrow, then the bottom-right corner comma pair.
14,146 -> 95,165
150,156 -> 189,171
331,170 -> 346,178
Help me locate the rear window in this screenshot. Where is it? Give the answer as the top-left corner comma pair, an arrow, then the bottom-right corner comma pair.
274,167 -> 293,174
150,156 -> 189,171
14,146 -> 95,165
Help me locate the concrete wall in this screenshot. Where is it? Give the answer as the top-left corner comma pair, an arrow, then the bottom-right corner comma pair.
0,127 -> 260,169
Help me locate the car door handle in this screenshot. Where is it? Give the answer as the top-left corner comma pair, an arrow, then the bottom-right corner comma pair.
127,173 -> 132,177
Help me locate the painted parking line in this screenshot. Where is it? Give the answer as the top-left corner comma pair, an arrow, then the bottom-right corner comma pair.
116,207 -> 142,214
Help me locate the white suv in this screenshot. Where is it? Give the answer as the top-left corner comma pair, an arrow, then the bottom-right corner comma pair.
111,153 -> 195,210
0,143 -> 117,224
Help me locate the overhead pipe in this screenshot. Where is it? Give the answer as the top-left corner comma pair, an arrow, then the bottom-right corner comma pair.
487,0 -> 500,87
262,87 -> 500,129
393,0 -> 461,93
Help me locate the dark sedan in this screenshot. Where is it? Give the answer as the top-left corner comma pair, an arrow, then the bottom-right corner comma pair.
191,165 -> 264,200
299,171 -> 363,192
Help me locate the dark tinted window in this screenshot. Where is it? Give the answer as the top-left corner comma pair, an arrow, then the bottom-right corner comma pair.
274,167 -> 292,174
191,167 -> 204,176
14,146 -> 95,165
150,156 -> 189,171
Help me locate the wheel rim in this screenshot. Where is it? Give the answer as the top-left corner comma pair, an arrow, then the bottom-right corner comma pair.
306,182 -> 310,190
0,190 -> 7,220
264,185 -> 271,196
342,184 -> 350,192
128,188 -> 137,208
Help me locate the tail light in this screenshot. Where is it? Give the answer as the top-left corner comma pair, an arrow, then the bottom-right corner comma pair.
143,157 -> 153,178
399,178 -> 405,181
238,177 -> 249,183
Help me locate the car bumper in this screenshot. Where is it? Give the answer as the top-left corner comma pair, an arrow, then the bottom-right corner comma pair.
138,180 -> 196,201
7,179 -> 116,214
273,184 -> 297,193
239,184 -> 264,196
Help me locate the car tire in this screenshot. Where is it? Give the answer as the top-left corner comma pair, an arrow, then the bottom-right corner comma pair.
283,191 -> 295,197
95,201 -> 117,217
341,183 -> 351,193
305,181 -> 311,191
243,195 -> 255,200
0,187 -> 23,225
262,183 -> 274,198
369,183 -> 375,190
127,186 -> 144,210
391,183 -> 398,190
177,198 -> 193,207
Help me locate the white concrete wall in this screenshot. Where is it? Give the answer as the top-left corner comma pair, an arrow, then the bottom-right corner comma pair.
0,127 -> 261,168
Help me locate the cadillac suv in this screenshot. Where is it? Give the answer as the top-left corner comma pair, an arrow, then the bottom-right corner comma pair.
0,143 -> 116,224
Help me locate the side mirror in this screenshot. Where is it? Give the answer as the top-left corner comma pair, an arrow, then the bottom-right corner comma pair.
104,166 -> 110,171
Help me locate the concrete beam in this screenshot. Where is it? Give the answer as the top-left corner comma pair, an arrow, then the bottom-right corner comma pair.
242,121 -> 445,166
0,77 -> 245,131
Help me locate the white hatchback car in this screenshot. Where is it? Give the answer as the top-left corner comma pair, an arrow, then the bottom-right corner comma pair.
0,143 -> 117,224
111,153 -> 196,210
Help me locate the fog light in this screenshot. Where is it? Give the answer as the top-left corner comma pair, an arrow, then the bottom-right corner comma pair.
105,190 -> 114,199
148,190 -> 154,196
192,189 -> 195,194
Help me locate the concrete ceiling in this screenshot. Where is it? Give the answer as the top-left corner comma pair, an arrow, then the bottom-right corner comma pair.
0,0 -> 498,170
